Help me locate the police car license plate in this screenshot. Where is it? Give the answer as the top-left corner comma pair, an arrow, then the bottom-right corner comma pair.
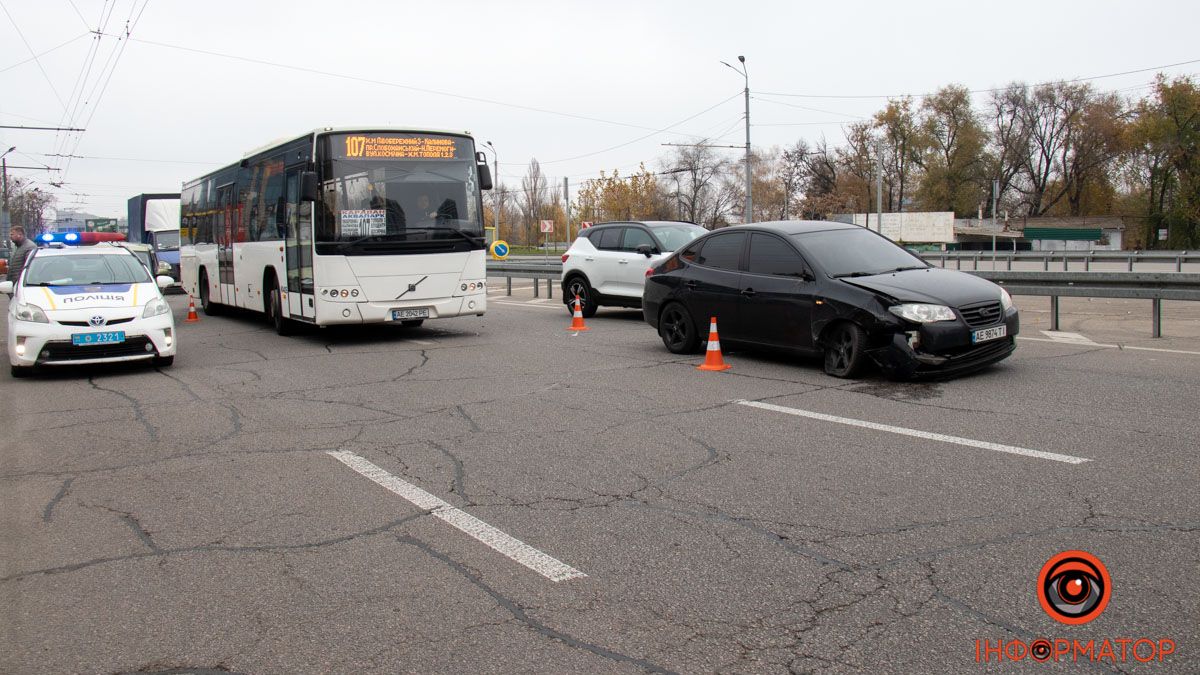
72,331 -> 126,346
391,308 -> 430,321
971,325 -> 1006,344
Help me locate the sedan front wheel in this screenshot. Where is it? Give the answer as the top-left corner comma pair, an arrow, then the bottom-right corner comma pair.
823,322 -> 868,378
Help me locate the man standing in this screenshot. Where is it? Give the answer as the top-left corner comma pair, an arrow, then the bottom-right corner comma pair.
8,226 -> 36,283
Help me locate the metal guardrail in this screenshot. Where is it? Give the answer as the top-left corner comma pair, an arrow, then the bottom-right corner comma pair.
486,261 -> 1200,337
926,250 -> 1200,272
486,261 -> 560,299
967,271 -> 1200,337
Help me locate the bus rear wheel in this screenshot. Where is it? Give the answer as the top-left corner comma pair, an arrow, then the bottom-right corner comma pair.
199,271 -> 221,316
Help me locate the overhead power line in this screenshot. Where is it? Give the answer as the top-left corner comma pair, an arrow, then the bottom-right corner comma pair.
757,57 -> 1200,100
0,0 -> 68,111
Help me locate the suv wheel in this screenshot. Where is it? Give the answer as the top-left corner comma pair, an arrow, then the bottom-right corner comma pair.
564,277 -> 598,318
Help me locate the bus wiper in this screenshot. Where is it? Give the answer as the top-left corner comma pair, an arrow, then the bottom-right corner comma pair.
403,228 -> 484,244
338,234 -> 406,250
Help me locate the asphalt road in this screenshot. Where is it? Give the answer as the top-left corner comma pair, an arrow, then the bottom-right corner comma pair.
2,288 -> 1197,674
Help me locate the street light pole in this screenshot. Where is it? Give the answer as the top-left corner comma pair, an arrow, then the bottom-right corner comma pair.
485,141 -> 500,244
723,56 -> 751,224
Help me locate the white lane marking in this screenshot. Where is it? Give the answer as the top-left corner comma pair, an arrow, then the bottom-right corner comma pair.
735,400 -> 1090,465
493,300 -> 564,311
527,298 -> 551,304
327,450 -> 586,582
405,339 -> 436,346
1018,336 -> 1200,356
1041,330 -> 1096,344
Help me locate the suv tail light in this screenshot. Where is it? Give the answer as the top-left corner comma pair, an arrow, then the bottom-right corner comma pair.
561,253 -> 569,263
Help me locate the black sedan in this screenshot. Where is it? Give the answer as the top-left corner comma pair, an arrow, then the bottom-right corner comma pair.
643,221 -> 1019,379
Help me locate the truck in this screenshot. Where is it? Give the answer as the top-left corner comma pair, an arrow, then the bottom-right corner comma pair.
127,193 -> 181,287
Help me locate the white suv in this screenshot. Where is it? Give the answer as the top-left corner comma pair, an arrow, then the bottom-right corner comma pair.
560,221 -> 706,316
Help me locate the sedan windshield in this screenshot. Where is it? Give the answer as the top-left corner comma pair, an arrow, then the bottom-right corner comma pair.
648,223 -> 707,251
793,228 -> 928,277
23,254 -> 152,286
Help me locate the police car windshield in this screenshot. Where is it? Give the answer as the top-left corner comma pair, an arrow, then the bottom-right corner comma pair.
23,253 -> 152,286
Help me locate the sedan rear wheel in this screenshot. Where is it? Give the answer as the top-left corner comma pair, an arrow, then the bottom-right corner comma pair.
659,303 -> 700,354
823,322 -> 868,378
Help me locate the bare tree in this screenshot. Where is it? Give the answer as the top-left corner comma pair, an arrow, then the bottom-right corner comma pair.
518,159 -> 548,246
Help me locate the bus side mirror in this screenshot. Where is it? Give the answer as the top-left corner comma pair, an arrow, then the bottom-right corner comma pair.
477,163 -> 493,191
300,171 -> 320,202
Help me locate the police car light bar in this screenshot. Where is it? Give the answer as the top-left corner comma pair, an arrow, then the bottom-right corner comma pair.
38,231 -> 126,245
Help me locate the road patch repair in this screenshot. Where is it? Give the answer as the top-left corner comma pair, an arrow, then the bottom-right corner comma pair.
735,400 -> 1090,465
327,450 -> 587,582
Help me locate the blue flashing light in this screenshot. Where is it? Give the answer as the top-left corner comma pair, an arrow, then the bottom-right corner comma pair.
64,232 -> 79,242
40,233 -> 55,242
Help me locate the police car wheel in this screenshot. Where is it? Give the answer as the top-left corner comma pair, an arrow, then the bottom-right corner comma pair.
10,365 -> 34,378
154,356 -> 174,368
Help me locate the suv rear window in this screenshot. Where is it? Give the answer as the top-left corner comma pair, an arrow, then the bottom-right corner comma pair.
596,227 -> 622,251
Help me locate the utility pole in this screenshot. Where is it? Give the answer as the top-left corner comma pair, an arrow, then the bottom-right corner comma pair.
722,56 -> 751,223
991,179 -> 999,267
875,139 -> 883,234
563,177 -> 570,247
1,146 -> 14,229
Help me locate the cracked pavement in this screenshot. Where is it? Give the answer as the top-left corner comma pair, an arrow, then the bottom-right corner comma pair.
2,291 -> 1198,674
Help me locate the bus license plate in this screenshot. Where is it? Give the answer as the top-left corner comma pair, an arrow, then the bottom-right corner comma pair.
971,325 -> 1006,344
391,308 -> 430,321
72,331 -> 126,346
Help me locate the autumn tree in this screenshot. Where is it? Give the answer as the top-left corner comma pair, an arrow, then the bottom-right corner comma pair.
5,177 -> 55,234
573,164 -> 671,224
1124,76 -> 1200,247
912,85 -> 989,216
517,159 -> 549,245
874,98 -> 922,212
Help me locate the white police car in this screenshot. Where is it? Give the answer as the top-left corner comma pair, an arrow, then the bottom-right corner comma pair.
1,243 -> 177,377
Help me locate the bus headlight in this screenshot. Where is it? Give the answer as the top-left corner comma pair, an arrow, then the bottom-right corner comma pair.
142,297 -> 170,318
15,303 -> 49,323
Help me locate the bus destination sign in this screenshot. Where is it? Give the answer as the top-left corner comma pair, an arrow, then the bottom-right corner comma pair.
339,134 -> 463,160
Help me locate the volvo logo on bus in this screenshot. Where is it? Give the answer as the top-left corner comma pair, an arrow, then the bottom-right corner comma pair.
395,275 -> 429,300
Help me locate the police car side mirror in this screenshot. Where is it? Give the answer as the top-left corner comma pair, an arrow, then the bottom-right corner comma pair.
0,281 -> 11,294
155,275 -> 174,290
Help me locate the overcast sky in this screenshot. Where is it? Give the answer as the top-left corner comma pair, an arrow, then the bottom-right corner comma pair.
3,0 -> 1199,219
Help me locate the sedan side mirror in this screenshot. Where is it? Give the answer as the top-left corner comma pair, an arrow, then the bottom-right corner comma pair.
155,275 -> 175,290
800,269 -> 815,282
157,261 -> 173,275
636,244 -> 656,258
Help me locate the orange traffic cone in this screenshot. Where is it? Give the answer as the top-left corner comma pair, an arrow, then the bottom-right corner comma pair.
566,294 -> 589,331
184,294 -> 200,323
697,316 -> 731,371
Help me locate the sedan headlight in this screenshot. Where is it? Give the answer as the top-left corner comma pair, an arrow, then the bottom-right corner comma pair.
142,297 -> 170,318
1000,287 -> 1013,311
15,303 -> 49,323
888,303 -> 956,323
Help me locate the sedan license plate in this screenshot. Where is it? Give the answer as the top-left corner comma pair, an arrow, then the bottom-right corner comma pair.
971,325 -> 1007,344
391,307 -> 430,321
71,331 -> 126,346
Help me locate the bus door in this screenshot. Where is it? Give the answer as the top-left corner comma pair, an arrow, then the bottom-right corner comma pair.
216,182 -> 237,304
284,167 -> 315,320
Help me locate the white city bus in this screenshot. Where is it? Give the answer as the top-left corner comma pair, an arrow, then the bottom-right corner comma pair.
180,127 -> 493,334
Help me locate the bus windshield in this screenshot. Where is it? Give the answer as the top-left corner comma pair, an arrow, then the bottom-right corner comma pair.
316,133 -> 484,255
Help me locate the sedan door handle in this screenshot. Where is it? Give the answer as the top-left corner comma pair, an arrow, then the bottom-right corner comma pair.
741,288 -> 756,297
685,280 -> 698,288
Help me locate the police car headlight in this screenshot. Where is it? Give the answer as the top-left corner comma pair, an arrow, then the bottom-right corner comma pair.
15,303 -> 49,323
142,297 -> 170,318
1000,287 -> 1013,311
888,303 -> 956,323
